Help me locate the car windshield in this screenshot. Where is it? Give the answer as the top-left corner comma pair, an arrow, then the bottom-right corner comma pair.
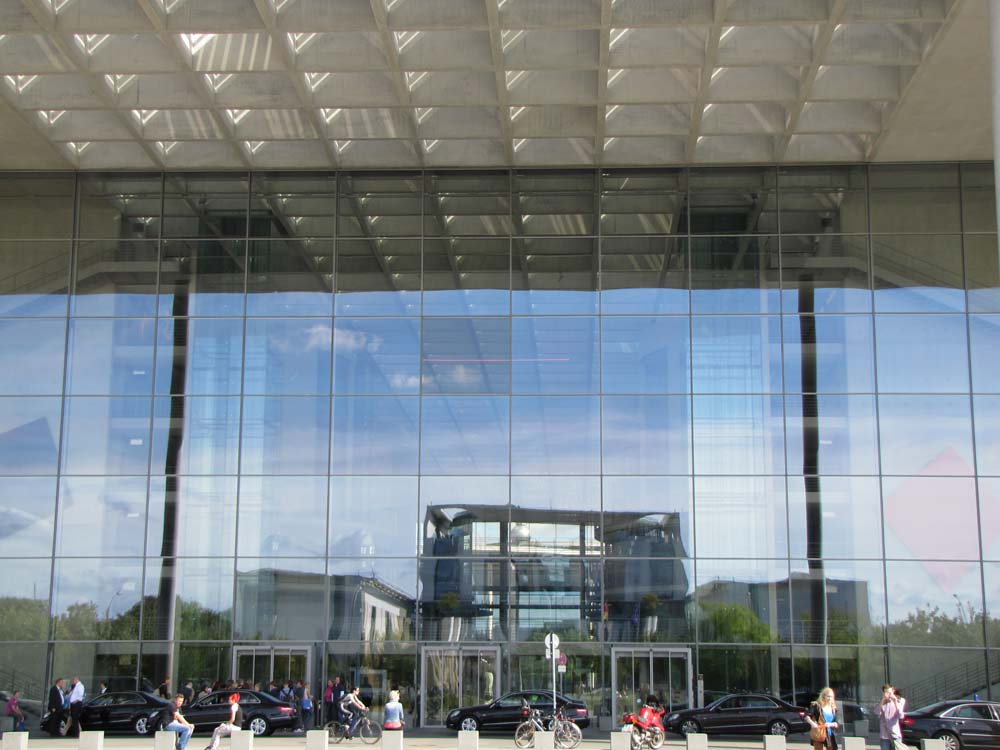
912,702 -> 949,715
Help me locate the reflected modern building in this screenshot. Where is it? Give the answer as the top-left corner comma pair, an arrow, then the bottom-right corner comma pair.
1,0 -> 1000,733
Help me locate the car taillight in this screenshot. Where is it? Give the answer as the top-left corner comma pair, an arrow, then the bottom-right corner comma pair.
576,708 -> 587,714
901,717 -> 914,727
278,707 -> 294,714
522,709 -> 529,717
798,712 -> 806,717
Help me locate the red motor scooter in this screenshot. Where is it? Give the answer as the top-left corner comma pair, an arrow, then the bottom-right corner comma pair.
622,698 -> 666,750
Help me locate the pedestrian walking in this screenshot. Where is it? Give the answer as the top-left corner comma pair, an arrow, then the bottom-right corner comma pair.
807,687 -> 840,750
323,680 -> 334,724
44,678 -> 64,736
300,685 -> 314,731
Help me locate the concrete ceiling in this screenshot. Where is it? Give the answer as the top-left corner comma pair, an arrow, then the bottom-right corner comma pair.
0,0 -> 991,170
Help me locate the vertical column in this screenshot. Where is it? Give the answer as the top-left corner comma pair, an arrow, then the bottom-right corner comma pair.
991,1 -> 1000,234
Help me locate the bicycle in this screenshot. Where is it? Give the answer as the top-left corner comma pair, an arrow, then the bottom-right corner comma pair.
514,708 -> 582,749
323,713 -> 382,744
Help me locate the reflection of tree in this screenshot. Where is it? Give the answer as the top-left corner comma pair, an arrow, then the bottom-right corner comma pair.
887,604 -> 984,647
699,602 -> 778,644
0,597 -> 48,640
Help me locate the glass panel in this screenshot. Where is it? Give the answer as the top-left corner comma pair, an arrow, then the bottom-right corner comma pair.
338,172 -> 422,238
155,317 -> 244,395
0,558 -> 50,640
788,560 -> 886,645
600,170 -> 686,235
238,475 -> 327,557
780,235 -> 871,314
419,476 -> 507,557
692,315 -> 782,393
329,476 -> 418,557
162,174 -> 250,238
872,235 -> 965,312
700,645 -> 792,702
887,648 -> 988,708
882,476 -> 980,561
509,476 -> 600,556
512,171 -> 595,236
690,236 -> 781,314
869,164 -> 960,234
0,240 -> 71,317
420,396 -> 510,474
51,558 -> 143,640
689,168 -> 778,234
422,318 -> 510,394
61,397 -> 152,475
827,645 -> 887,708
331,396 -> 418,474
235,557 -> 326,640
510,644 -> 601,716
243,318 -> 332,395
980,478 -> 1000,561
965,235 -> 1000,312
0,174 -> 75,239
602,476 -> 693,557
0,643 -> 47,708
327,558 -> 416,641
333,317 -> 421,395
692,394 -> 785,475
0,318 -> 65,395
599,236 -> 689,315
510,559 -> 600,641
177,644 -> 232,693
777,166 -> 867,235
512,238 -> 598,315
149,395 -> 240,475
0,476 -> 56,556
418,559 -> 506,641
986,564 -> 1000,648
787,476 -> 883,560
875,315 -> 969,393
694,477 -> 788,559
511,396 -> 600,475
334,238 -> 421,316
424,171 -> 510,236
785,395 -> 879,475
53,643 -> 139,692
461,649 -> 499,709
969,314 -> 1000,392
601,316 -> 690,394
696,560 -> 790,644
974,396 -> 1000,474
246,239 -> 334,316
250,172 -> 337,238
960,163 -> 995,233
326,643 -> 416,718
241,396 -> 331,475
78,173 -> 162,240
66,318 -> 156,395
886,561 -> 984,647
605,559 -> 693,641
56,476 -> 147,556
73,240 -> 160,316
602,395 -> 691,475
782,314 -> 875,394
142,557 -> 233,641
158,239 -> 247,317
0,396 -> 61,475
512,317 -> 598,394
423,238 -> 510,316
146,476 -> 239,558
878,395 -> 974,476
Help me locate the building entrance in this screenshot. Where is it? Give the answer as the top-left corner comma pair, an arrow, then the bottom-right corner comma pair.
233,645 -> 311,690
611,647 -> 692,722
420,646 -> 501,727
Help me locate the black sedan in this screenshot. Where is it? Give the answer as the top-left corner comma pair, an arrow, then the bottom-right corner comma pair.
446,691 -> 590,731
182,689 -> 297,736
76,691 -> 170,735
901,700 -> 1000,750
664,694 -> 809,737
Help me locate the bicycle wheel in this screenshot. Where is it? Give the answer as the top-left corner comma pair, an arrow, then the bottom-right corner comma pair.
514,721 -> 536,749
561,721 -> 583,749
323,720 -> 346,744
358,719 -> 381,745
554,722 -> 575,749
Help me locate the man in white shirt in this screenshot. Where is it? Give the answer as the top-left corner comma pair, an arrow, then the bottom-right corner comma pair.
68,676 -> 86,737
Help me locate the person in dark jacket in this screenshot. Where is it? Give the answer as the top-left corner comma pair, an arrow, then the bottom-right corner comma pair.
806,687 -> 840,750
45,678 -> 65,736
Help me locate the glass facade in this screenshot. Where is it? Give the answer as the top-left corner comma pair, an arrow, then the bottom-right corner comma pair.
1,165 -> 998,725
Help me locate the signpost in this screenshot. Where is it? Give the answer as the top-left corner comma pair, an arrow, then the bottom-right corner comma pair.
544,633 -> 560,717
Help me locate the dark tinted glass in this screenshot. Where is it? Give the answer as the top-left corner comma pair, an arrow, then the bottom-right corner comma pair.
338,172 -> 422,238
422,237 -> 510,316
0,174 -> 75,239
690,236 -> 780,314
788,559 -> 886,644
418,559 -> 505,641
245,239 -> 334,316
777,166 -> 867,235
965,234 -> 1000,312
600,170 -> 686,235
869,164 -> 960,234
162,174 -> 250,238
235,558 -> 326,640
78,173 -> 162,240
424,172 -> 510,236
250,172 -> 336,238
512,171 -> 595,236
0,241 -> 71,317
599,236 -> 689,314
872,234 -> 964,313
780,235 -> 870,313
512,237 -> 598,315
960,163 -> 995,232
697,559 -> 790,643
73,240 -> 160,316
334,238 -> 421,316
689,168 -> 777,234
158,239 -> 247,317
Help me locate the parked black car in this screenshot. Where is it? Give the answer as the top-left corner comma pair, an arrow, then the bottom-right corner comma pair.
782,691 -> 870,726
74,691 -> 170,735
901,700 -> 1000,750
445,690 -> 590,731
664,693 -> 809,736
182,689 -> 297,736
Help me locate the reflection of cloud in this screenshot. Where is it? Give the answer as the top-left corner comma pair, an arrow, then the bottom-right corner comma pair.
334,329 -> 382,354
268,323 -> 331,353
389,373 -> 421,390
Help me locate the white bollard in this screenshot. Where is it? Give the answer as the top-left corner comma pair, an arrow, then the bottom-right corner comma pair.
79,730 -> 105,750
843,737 -> 866,750
457,729 -> 479,750
921,740 -> 946,750
381,730 -> 403,750
686,733 -> 709,750
764,735 -> 787,750
1,732 -> 27,750
534,731 -> 555,750
231,728 -> 253,750
306,729 -> 329,750
154,731 -> 177,750
853,721 -> 870,738
610,730 -> 633,750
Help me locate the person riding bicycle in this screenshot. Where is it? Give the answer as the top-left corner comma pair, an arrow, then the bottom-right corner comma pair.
340,686 -> 368,738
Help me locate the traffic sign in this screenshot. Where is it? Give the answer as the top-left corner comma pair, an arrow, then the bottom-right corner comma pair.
544,633 -> 560,649
546,647 -> 559,660
557,665 -> 566,673
557,652 -> 567,666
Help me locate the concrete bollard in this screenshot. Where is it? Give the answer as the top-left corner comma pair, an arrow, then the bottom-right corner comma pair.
842,737 -> 866,750
686,733 -> 709,750
921,740 -> 946,750
1,732 -> 27,750
155,731 -> 177,750
457,729 -> 479,750
534,731 -> 555,750
854,721 -> 870,738
764,735 -> 787,750
610,730 -> 633,750
306,729 -> 329,750
381,730 -> 403,750
231,728 -> 253,750
79,730 -> 105,750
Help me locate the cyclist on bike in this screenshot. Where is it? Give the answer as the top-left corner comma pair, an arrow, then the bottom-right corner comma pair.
340,686 -> 368,739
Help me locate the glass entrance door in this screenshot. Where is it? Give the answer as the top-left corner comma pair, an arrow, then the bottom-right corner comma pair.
612,647 -> 691,721
420,646 -> 500,727
233,645 -> 311,690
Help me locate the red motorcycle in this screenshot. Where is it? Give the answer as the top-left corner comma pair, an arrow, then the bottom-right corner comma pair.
622,700 -> 666,750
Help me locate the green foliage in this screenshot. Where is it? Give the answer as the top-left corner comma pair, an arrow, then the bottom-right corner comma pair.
699,602 -> 778,644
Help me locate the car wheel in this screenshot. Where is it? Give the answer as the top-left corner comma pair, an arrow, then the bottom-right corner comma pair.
134,716 -> 151,735
459,717 -> 480,732
680,719 -> 701,736
936,731 -> 961,750
248,716 -> 270,736
769,720 -> 790,736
